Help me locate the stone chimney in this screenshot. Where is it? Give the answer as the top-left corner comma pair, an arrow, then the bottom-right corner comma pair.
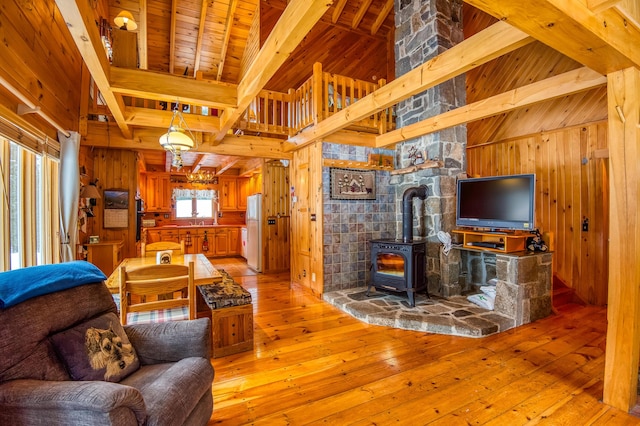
393,0 -> 466,296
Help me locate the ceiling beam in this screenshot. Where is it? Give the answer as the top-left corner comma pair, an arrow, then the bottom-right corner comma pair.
217,0 -> 239,81
138,0 -> 148,69
240,158 -> 263,176
193,0 -> 210,77
54,0 -> 131,138
110,67 -> 238,109
371,0 -> 394,36
332,0 -> 348,23
464,0 -> 640,74
587,0 -> 622,13
191,154 -> 206,172
123,107 -> 221,132
169,0 -> 177,74
216,158 -> 240,175
352,0 -> 374,29
213,0 -> 333,143
286,20 -> 534,149
376,67 -> 607,147
83,124 -> 293,160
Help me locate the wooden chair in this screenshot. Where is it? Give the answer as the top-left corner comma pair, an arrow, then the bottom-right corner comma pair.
141,240 -> 186,257
119,262 -> 196,325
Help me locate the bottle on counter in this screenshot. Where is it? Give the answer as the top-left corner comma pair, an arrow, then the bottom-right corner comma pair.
202,230 -> 209,252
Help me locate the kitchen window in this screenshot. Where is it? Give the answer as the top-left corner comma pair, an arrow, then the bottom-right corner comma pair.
173,188 -> 218,219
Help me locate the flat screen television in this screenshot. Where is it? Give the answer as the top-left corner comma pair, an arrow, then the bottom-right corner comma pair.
456,174 -> 535,231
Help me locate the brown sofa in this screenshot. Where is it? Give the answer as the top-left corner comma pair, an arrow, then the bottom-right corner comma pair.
0,269 -> 214,426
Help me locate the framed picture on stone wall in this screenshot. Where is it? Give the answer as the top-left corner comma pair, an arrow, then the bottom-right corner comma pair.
329,168 -> 376,200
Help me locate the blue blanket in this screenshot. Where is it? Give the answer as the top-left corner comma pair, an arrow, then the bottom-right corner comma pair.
0,261 -> 107,309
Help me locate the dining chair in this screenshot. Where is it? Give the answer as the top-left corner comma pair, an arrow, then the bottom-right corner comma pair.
119,261 -> 196,325
141,240 -> 186,257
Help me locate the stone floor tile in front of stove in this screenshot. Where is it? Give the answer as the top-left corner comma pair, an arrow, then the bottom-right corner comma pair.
323,288 -> 516,338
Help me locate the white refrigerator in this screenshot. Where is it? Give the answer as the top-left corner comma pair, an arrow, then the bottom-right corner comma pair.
246,194 -> 263,272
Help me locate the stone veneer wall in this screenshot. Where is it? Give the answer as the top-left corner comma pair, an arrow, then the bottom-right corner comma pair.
393,0 -> 466,296
322,143 -> 396,292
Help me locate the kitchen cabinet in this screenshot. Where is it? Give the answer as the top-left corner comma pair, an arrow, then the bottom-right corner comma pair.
144,173 -> 172,212
219,177 -> 238,211
179,229 -> 202,255
237,178 -> 249,210
214,229 -> 229,256
228,227 -> 240,255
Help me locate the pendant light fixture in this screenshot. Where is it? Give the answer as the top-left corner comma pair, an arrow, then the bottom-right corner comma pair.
159,104 -> 196,169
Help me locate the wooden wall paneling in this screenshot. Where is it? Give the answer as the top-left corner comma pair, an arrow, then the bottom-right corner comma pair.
92,148 -> 138,259
595,123 -> 609,305
465,123 -> 609,305
308,141 -> 324,296
0,1 -> 82,132
603,67 -> 640,412
291,147 -> 311,288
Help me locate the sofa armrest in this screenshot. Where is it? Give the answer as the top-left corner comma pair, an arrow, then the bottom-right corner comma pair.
124,317 -> 212,364
0,379 -> 146,425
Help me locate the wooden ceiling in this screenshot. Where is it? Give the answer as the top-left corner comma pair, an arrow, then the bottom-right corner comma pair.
108,0 -> 393,88
103,0 -> 394,172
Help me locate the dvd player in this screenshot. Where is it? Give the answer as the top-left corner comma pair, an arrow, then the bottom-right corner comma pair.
467,241 -> 504,249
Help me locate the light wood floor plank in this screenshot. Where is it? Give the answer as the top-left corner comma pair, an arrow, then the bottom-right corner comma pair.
207,261 -> 639,425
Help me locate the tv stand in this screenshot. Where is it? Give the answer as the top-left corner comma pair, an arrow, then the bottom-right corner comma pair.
452,229 -> 528,253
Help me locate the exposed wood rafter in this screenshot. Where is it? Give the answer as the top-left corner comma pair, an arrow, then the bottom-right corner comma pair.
55,0 -> 131,138
465,0 -> 640,74
287,21 -> 534,149
332,0 -> 348,23
371,0 -> 394,35
376,67 -> 607,147
352,0 -> 374,29
213,0 -> 333,143
110,67 -> 237,109
217,0 -> 240,81
193,0 -> 210,77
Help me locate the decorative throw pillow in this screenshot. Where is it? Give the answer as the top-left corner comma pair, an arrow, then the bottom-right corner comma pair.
50,312 -> 140,382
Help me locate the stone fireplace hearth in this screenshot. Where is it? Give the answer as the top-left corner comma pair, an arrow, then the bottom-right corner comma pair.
324,288 -> 514,338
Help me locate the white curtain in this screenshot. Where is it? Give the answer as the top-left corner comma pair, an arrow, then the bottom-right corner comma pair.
172,188 -> 217,200
0,138 -> 9,269
58,131 -> 80,263
42,153 -> 60,264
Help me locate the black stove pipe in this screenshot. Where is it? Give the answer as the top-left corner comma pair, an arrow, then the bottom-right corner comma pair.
402,185 -> 428,242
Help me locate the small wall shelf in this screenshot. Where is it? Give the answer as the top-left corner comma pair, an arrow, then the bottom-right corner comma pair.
390,160 -> 443,175
322,159 -> 394,171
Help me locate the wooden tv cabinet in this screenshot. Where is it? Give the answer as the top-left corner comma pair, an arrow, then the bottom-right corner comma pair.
452,229 -> 529,253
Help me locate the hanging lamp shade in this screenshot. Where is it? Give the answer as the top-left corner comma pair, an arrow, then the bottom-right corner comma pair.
114,10 -> 138,31
159,127 -> 195,151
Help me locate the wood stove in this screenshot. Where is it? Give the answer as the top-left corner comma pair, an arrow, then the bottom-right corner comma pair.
367,185 -> 430,307
367,239 -> 427,307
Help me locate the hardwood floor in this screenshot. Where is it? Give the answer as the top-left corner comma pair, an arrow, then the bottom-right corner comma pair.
208,260 -> 639,425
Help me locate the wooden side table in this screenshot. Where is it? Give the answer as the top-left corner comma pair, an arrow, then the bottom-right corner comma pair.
86,240 -> 124,276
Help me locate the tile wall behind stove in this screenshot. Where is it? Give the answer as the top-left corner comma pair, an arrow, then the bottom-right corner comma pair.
322,143 -> 396,292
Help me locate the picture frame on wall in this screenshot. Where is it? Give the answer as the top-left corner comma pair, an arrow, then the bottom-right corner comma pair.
329,168 -> 376,200
103,189 -> 129,228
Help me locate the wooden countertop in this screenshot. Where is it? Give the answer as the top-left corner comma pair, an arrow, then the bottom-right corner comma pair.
144,224 -> 245,231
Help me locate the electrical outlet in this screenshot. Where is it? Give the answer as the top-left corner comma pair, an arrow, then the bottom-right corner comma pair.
302,269 -> 306,277
164,214 -> 169,219
218,212 -> 222,218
